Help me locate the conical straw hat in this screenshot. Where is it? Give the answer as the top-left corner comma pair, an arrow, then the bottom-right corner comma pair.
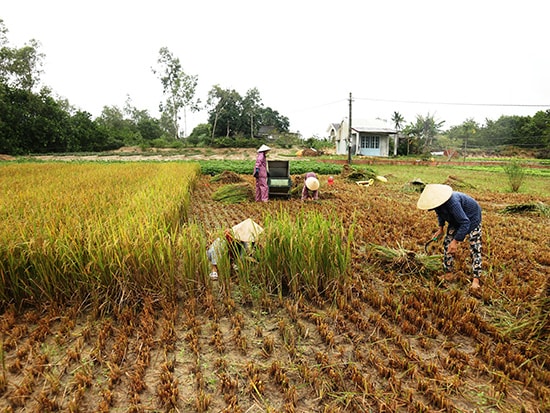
257,144 -> 271,153
231,218 -> 264,242
417,184 -> 453,210
305,176 -> 320,191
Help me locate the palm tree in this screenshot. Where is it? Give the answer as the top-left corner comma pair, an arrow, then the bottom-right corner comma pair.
391,111 -> 405,156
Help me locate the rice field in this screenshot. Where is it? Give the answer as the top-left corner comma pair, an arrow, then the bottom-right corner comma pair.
0,161 -> 549,412
0,162 -> 205,309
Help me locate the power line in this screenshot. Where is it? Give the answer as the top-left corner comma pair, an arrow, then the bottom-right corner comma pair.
288,99 -> 347,114
354,96 -> 550,108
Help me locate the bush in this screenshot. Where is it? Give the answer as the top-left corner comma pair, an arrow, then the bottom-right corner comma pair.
503,159 -> 526,192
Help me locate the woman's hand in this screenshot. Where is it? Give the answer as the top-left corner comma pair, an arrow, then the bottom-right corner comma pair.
432,227 -> 444,240
447,239 -> 458,255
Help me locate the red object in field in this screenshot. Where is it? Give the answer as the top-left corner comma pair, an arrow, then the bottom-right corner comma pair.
328,176 -> 334,185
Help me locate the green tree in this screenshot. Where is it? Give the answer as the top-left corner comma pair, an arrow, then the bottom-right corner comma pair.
123,96 -> 164,141
206,85 -> 243,139
0,84 -> 70,154
68,111 -> 113,152
447,118 -> 479,154
405,113 -> 445,153
95,105 -> 140,146
152,47 -> 199,139
391,111 -> 405,131
257,106 -> 289,134
242,87 -> 262,138
479,115 -> 522,150
206,85 -> 290,142
401,123 -> 421,155
518,110 -> 550,149
0,20 -> 44,91
187,123 -> 211,146
391,111 -> 405,155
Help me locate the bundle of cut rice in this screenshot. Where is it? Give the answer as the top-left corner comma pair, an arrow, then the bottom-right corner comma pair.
445,175 -> 476,189
500,202 -> 550,217
211,170 -> 244,184
341,165 -> 377,182
368,243 -> 441,276
212,183 -> 253,204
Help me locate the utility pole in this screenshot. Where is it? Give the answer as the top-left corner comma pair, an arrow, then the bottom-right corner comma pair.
348,92 -> 353,165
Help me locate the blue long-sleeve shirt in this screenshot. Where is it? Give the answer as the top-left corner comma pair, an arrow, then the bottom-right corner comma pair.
434,192 -> 482,241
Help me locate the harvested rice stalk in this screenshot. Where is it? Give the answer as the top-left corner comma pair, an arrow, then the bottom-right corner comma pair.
212,183 -> 253,204
445,175 -> 476,189
341,164 -> 377,182
541,279 -> 550,344
368,243 -> 441,276
210,170 -> 244,184
500,202 -> 550,217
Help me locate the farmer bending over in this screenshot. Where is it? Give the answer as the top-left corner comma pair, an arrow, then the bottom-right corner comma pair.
417,184 -> 482,290
302,172 -> 320,201
207,218 -> 264,280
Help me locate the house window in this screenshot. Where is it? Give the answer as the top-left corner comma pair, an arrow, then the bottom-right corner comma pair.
360,135 -> 380,149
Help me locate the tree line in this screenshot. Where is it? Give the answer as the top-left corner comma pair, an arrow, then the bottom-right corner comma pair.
391,112 -> 550,158
0,20 -> 291,155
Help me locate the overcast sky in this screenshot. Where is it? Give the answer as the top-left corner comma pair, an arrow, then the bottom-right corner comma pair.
2,0 -> 549,138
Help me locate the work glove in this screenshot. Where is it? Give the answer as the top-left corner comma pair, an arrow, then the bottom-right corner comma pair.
253,168 -> 259,178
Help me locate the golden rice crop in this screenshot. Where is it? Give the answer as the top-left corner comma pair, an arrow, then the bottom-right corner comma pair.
0,162 -> 200,309
251,210 -> 353,300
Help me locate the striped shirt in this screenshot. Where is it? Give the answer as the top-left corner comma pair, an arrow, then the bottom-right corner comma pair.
434,192 -> 482,241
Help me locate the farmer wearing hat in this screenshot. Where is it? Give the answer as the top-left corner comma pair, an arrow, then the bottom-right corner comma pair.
207,218 -> 264,280
254,144 -> 271,202
417,184 -> 482,290
302,172 -> 320,201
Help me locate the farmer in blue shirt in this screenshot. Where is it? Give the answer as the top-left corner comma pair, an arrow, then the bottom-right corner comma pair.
417,184 -> 482,290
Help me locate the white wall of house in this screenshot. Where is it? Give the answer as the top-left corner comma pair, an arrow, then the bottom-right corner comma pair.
332,118 -> 395,157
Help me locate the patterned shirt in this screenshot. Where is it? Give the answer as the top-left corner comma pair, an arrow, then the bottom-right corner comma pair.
434,192 -> 482,241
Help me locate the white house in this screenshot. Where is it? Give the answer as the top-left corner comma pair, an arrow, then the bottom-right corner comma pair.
329,118 -> 397,157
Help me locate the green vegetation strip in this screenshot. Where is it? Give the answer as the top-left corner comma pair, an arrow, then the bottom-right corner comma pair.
196,160 -> 345,176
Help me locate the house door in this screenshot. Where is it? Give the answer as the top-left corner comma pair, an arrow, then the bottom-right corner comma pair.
359,135 -> 380,156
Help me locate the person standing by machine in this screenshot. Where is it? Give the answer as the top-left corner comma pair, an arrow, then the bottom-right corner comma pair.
254,144 -> 271,202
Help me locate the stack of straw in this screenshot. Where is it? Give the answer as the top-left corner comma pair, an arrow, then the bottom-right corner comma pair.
500,202 -> 550,217
212,183 -> 253,204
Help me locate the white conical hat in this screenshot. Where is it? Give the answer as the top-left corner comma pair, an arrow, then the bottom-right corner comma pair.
305,176 -> 320,191
257,144 -> 271,153
417,184 -> 453,210
231,218 -> 264,242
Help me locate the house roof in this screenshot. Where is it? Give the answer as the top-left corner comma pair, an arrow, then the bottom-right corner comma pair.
352,125 -> 397,134
327,123 -> 340,133
351,118 -> 397,134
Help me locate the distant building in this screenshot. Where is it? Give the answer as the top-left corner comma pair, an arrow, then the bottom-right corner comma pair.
329,118 -> 397,157
257,126 -> 278,140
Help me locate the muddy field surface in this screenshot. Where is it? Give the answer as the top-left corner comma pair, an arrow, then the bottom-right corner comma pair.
1,173 -> 549,412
